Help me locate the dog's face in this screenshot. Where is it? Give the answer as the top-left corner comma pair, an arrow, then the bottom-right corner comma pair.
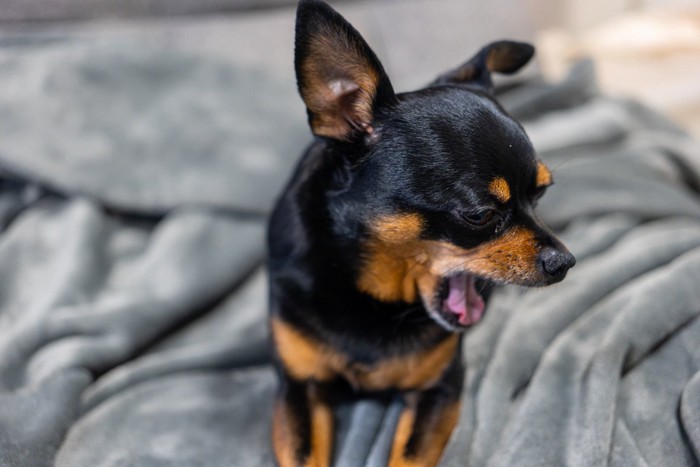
295,0 -> 575,331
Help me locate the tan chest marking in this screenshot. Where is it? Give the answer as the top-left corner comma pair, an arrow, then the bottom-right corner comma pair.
345,334 -> 459,390
271,317 -> 459,391
271,317 -> 347,382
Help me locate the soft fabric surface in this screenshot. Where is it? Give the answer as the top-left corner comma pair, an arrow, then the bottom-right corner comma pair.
1,38 -> 700,467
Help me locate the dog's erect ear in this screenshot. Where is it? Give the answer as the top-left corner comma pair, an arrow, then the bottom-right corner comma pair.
295,0 -> 396,141
432,40 -> 534,90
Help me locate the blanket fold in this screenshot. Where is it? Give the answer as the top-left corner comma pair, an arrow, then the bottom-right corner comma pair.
0,35 -> 699,467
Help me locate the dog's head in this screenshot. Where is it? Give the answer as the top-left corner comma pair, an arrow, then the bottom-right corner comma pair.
294,0 -> 575,331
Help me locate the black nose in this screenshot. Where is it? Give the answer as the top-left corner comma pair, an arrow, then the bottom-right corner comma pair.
538,246 -> 576,282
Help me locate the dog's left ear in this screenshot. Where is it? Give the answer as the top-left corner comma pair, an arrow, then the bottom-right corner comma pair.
432,40 -> 534,90
295,0 -> 396,141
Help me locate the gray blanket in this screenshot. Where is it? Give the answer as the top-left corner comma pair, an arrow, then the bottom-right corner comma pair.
1,38 -> 700,467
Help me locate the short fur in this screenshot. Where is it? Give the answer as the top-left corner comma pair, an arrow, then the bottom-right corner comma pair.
268,1 -> 575,465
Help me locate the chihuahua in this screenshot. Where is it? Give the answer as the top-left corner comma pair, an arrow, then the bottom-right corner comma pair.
267,1 -> 575,465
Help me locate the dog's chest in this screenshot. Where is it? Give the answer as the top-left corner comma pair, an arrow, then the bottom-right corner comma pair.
271,317 -> 458,391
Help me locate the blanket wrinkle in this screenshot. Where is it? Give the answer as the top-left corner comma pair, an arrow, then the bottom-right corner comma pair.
81,269 -> 269,412
1,32 -> 700,467
567,248 -> 700,466
681,371 -> 700,461
617,318 -> 700,466
608,417 -> 651,467
0,195 -> 265,466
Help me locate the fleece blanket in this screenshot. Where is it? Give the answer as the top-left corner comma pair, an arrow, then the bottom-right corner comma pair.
1,39 -> 700,467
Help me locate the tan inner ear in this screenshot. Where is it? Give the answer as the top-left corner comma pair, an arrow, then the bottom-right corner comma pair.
453,63 -> 477,82
486,44 -> 515,72
301,35 -> 379,140
485,42 -> 533,74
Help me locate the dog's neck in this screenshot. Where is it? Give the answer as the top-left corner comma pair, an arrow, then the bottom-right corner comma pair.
268,141 -> 446,343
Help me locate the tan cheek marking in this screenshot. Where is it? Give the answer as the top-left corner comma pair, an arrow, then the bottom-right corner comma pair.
357,213 -> 427,303
270,318 -> 346,382
536,162 -> 552,187
489,177 -> 511,203
427,227 -> 539,283
358,217 -> 541,305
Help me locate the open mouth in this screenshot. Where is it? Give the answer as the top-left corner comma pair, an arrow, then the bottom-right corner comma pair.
431,272 -> 490,331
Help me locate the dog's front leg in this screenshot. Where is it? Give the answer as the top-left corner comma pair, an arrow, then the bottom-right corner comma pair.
272,376 -> 333,467
388,387 -> 461,467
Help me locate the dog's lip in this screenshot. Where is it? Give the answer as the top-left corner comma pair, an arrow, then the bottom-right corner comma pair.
428,271 -> 488,330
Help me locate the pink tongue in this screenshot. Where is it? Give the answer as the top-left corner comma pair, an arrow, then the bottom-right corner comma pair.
445,274 -> 485,326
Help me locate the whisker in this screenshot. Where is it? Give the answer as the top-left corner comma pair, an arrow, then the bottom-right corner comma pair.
391,303 -> 431,332
441,256 -> 491,276
549,155 -> 580,173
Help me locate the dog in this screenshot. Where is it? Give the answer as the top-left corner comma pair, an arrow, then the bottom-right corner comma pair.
267,1 -> 576,465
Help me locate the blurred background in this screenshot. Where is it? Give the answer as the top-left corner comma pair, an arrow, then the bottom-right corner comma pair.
2,0 -> 700,136
2,3 -> 700,465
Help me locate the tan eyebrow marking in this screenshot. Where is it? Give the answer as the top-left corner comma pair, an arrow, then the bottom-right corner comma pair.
536,162 -> 553,187
488,177 -> 511,203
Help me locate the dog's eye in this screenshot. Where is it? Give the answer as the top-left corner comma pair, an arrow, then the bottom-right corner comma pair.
460,209 -> 496,227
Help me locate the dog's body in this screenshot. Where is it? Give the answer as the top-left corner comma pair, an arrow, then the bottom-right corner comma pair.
268,1 -> 575,465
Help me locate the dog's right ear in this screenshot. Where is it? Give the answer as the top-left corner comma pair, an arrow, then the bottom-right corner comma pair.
432,40 -> 534,91
295,0 -> 396,141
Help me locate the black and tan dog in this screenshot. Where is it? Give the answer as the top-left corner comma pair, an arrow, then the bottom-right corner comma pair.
267,1 -> 575,465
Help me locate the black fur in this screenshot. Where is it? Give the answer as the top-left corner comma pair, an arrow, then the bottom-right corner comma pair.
268,1 -> 574,465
